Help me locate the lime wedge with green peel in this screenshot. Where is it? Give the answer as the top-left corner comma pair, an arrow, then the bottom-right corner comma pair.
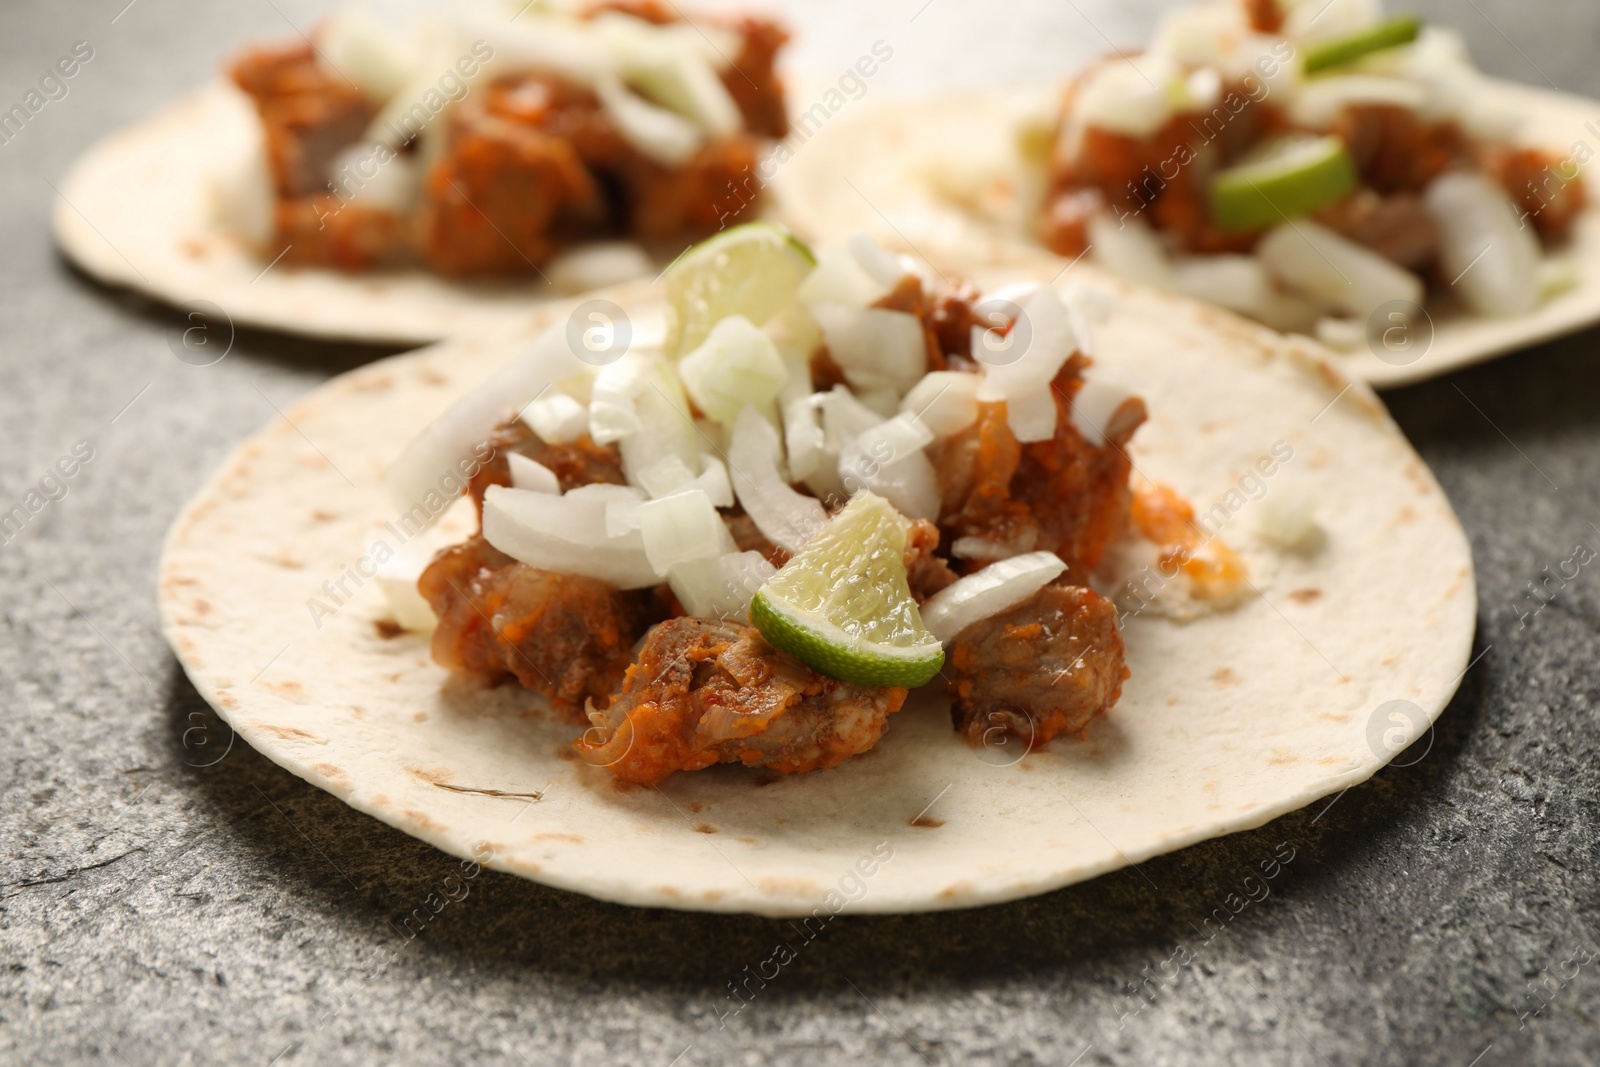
749,492 -> 945,688
1209,136 -> 1358,233
663,221 -> 817,358
1304,16 -> 1422,75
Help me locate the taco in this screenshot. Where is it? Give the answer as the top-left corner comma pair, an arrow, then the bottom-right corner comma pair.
776,0 -> 1600,387
54,0 -> 790,344
159,224 -> 1475,915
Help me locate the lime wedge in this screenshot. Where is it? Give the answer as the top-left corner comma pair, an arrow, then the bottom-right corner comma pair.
749,492 -> 944,688
1304,16 -> 1422,75
1209,136 -> 1358,233
663,221 -> 817,358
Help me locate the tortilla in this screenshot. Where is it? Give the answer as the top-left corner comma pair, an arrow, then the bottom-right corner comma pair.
158,265 -> 1475,916
53,83 -> 663,345
773,78 -> 1600,388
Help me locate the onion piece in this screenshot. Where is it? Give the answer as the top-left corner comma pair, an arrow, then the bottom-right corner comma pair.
975,287 -> 1078,442
1289,75 -> 1426,129
669,551 -> 776,620
1074,54 -> 1179,138
676,315 -> 789,426
796,247 -> 890,307
327,143 -> 416,213
507,454 -> 560,494
729,407 -> 829,553
589,354 -> 651,444
848,232 -> 911,288
1424,172 -> 1541,318
638,488 -> 735,573
596,74 -> 703,166
1256,219 -> 1424,319
952,536 -> 1026,563
1088,212 -> 1175,290
808,304 -> 927,396
387,323 -> 592,519
1283,0 -> 1383,43
482,484 -> 660,589
547,242 -> 654,295
900,371 -> 980,436
1257,477 -> 1318,549
519,391 -> 589,445
1173,255 -> 1278,318
1070,373 -> 1139,447
920,552 -> 1068,643
319,10 -> 416,102
618,357 -> 703,488
819,385 -> 885,452
838,413 -> 940,520
211,112 -> 275,248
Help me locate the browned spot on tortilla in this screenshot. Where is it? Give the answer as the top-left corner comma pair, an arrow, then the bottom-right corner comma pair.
686,801 -> 705,813
693,822 -> 718,834
1166,696 -> 1180,707
736,836 -> 757,845
756,877 -> 820,895
374,619 -> 405,640
350,373 -> 394,392
1317,755 -> 1346,765
260,724 -> 315,741
413,711 -> 428,722
310,510 -> 338,523
180,238 -> 207,259
1200,418 -> 1231,435
938,880 -> 973,899
402,808 -> 447,832
192,598 -> 212,617
1319,712 -> 1351,724
1267,750 -> 1299,766
408,766 -> 452,785
1211,667 -> 1241,688
702,888 -> 726,901
910,814 -> 945,829
313,762 -> 347,782
420,368 -> 449,387
1288,588 -> 1323,604
168,575 -> 199,587
264,679 -> 305,698
216,691 -> 240,710
531,833 -> 585,845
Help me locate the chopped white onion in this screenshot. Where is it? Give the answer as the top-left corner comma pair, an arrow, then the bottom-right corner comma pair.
1283,0 -> 1382,43
1314,316 -> 1366,351
1257,220 -> 1424,320
1257,477 -> 1318,549
838,417 -> 940,521
547,241 -> 654,295
319,10 -> 416,102
975,287 -> 1078,442
1005,389 -> 1060,443
211,115 -> 275,247
638,488 -> 734,573
848,232 -> 912,288
388,323 -> 592,520
1290,76 -> 1427,129
507,453 -> 560,494
589,354 -> 651,444
819,385 -> 885,452
1152,3 -> 1247,71
618,357 -> 703,488
482,484 -> 660,589
1070,373 -> 1139,447
597,74 -> 703,166
676,315 -> 789,426
729,407 -> 829,553
694,455 -> 735,508
328,143 -> 417,213
920,551 -> 1068,643
809,304 -> 927,396
635,454 -> 697,498
1424,172 -> 1541,318
1074,53 -> 1179,138
669,551 -> 776,620
1088,212 -> 1176,291
900,371 -> 980,436
605,494 -> 643,537
520,391 -> 589,445
1173,255 -> 1277,318
952,536 -> 1026,562
856,412 -> 934,460
795,247 -> 890,307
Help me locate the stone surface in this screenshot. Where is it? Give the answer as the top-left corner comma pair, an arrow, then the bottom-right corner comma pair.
3,1 -> 1599,1065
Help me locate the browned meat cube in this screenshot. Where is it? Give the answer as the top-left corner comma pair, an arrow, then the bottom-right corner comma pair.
465,418 -> 627,517
1314,189 -> 1440,270
1330,104 -> 1467,194
577,617 -> 907,784
228,42 -> 376,198
418,535 -> 654,717
617,135 -> 764,239
1484,145 -> 1587,244
947,584 -> 1128,748
272,196 -> 409,271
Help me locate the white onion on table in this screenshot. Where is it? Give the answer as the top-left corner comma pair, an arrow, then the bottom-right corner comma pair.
920,551 -> 1068,644
1424,171 -> 1542,318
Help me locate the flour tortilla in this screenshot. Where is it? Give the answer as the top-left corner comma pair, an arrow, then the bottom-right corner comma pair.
54,83 -> 685,345
773,78 -> 1600,388
158,266 -> 1475,916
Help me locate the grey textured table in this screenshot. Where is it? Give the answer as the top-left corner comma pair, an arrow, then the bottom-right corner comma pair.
4,1 -> 1599,1064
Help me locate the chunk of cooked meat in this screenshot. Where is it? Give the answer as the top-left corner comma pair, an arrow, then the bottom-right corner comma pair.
1040,187 -> 1105,260
931,360 -> 1145,581
1484,145 -> 1587,244
1329,105 -> 1467,194
1242,0 -> 1284,33
273,196 -> 410,270
1313,189 -> 1439,270
466,417 -> 627,516
947,584 -> 1127,748
904,518 -> 959,601
873,274 -> 947,373
577,617 -> 907,784
418,534 -> 654,717
419,78 -> 608,275
928,277 -> 983,367
724,512 -> 790,567
229,41 -> 376,199
616,135 -> 765,238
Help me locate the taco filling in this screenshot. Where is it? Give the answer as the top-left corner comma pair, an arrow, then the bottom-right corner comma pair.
1034,0 -> 1585,342
223,1 -> 788,280
384,225 -> 1249,785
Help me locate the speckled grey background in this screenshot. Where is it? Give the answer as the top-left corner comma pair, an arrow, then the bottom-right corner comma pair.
3,1 -> 1599,1064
